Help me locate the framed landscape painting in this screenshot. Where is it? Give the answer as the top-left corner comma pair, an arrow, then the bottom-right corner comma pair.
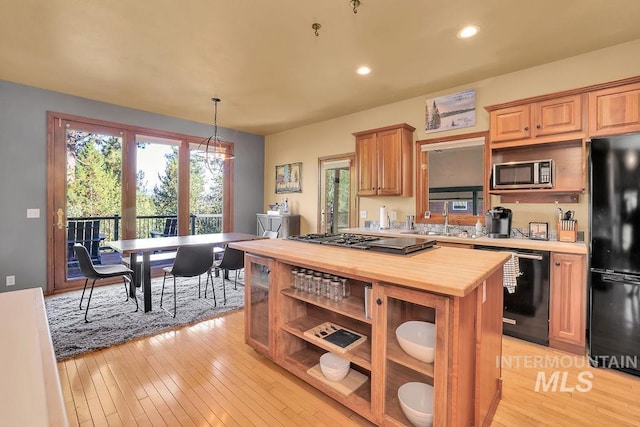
425,89 -> 476,133
276,162 -> 302,193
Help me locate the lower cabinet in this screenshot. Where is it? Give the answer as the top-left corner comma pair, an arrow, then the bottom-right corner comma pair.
549,252 -> 586,354
245,257 -> 503,426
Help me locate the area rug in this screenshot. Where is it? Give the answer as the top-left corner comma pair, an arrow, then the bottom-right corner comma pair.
45,272 -> 244,361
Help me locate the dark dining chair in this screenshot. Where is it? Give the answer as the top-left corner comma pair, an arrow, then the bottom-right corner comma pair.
211,245 -> 245,305
160,243 -> 215,317
74,243 -> 136,323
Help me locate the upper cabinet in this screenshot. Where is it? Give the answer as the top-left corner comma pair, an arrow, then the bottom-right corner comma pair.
589,81 -> 640,137
486,94 -> 587,203
489,94 -> 585,146
354,123 -> 415,197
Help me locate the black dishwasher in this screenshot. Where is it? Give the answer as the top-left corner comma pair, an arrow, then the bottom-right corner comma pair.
475,245 -> 550,345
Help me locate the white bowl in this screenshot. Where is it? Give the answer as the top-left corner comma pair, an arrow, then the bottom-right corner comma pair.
395,321 -> 436,363
319,352 -> 350,381
398,382 -> 434,427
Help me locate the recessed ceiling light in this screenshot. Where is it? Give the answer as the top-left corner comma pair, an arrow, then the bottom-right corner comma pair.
356,66 -> 371,75
457,25 -> 479,39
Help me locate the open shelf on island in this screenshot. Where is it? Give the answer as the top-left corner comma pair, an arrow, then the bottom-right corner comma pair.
282,346 -> 372,409
281,288 -> 370,324
386,336 -> 434,378
303,321 -> 367,353
282,316 -> 371,369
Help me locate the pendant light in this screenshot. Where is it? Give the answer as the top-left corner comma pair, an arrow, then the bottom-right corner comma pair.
202,97 -> 234,174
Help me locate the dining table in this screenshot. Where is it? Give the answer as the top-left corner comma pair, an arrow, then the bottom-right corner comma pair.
108,232 -> 263,312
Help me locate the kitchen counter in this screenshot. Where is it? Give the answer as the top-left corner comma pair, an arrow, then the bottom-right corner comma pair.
231,237 -> 509,298
340,227 -> 588,254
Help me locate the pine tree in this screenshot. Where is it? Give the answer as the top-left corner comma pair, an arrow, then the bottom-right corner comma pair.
430,101 -> 441,130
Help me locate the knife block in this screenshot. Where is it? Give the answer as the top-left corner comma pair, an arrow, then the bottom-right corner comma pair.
557,220 -> 577,242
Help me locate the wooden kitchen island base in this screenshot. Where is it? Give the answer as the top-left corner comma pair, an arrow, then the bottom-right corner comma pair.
231,239 -> 509,426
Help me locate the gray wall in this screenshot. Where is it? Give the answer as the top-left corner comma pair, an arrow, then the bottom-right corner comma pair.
0,80 -> 264,293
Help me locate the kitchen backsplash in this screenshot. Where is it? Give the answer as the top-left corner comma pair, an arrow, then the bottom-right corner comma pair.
363,220 -> 584,242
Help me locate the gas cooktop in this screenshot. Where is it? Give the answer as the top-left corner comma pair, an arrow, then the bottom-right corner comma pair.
287,233 -> 436,255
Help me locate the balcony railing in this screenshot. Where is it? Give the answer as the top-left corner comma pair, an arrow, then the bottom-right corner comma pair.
68,213 -> 223,244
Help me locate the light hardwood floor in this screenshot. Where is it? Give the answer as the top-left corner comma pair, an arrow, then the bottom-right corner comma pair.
59,310 -> 640,426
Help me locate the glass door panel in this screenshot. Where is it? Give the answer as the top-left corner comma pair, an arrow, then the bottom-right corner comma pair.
190,147 -> 224,234
246,254 -> 272,356
319,156 -> 356,234
378,285 -> 449,425
135,135 -> 180,238
55,122 -> 125,290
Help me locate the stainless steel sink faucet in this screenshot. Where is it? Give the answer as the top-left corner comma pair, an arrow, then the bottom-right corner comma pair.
443,201 -> 449,235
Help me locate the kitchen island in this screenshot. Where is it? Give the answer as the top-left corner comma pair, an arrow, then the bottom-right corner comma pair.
230,238 -> 509,426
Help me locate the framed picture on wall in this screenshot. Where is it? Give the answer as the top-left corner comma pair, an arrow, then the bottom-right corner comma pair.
276,162 -> 302,193
425,89 -> 476,133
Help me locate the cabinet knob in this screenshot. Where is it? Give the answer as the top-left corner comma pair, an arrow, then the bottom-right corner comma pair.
524,126 -> 529,131
376,298 -> 382,305
555,262 -> 561,266
536,124 -> 542,129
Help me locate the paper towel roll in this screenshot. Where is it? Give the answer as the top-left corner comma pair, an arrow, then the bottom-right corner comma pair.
380,206 -> 389,229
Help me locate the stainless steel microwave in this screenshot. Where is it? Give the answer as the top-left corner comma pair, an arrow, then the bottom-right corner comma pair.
492,160 -> 553,189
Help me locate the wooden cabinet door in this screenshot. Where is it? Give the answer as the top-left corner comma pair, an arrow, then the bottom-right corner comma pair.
244,254 -> 275,357
489,104 -> 531,143
549,252 -> 586,354
533,94 -> 583,137
376,128 -> 403,195
355,132 -> 378,196
374,283 -> 450,425
589,82 -> 640,137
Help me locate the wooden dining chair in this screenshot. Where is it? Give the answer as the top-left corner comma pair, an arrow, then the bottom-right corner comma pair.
160,243 -> 215,317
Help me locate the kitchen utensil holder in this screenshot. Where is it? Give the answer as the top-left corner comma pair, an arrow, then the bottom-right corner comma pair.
557,220 -> 577,242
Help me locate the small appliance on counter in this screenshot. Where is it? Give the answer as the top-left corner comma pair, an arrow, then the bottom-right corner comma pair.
485,206 -> 512,238
379,206 -> 390,229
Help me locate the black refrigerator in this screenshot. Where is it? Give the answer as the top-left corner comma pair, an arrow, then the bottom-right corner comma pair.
590,134 -> 640,377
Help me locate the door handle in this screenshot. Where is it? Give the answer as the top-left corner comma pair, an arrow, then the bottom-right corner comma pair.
56,208 -> 65,230
512,253 -> 543,261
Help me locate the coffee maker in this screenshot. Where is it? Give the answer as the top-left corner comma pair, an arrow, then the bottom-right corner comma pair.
485,207 -> 512,238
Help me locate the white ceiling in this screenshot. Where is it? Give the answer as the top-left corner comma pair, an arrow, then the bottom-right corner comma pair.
2,0 -> 640,135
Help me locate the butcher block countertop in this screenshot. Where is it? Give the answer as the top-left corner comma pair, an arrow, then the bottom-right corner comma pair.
340,227 -> 588,254
231,238 -> 510,297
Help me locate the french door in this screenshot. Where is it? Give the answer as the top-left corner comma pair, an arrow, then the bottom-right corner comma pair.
47,112 -> 235,294
48,115 -> 129,292
318,154 -> 357,234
